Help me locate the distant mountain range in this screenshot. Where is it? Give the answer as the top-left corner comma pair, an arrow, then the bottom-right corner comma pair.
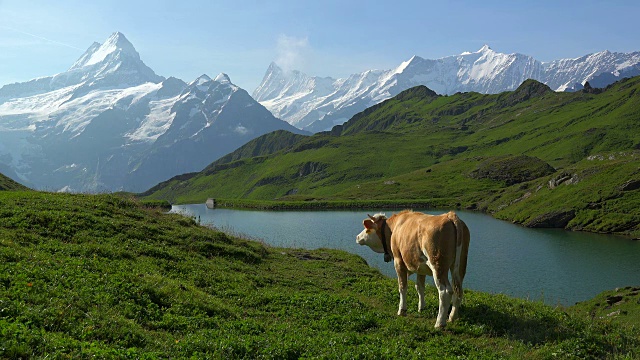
253,45 -> 640,132
0,32 -> 304,192
3,33 -> 639,193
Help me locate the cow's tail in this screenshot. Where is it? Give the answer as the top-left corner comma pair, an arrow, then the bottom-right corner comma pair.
448,211 -> 465,300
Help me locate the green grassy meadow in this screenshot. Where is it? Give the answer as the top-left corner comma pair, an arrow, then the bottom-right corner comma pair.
1,190 -> 639,358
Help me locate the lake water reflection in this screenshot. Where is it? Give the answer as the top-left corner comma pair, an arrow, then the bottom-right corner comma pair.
172,204 -> 640,306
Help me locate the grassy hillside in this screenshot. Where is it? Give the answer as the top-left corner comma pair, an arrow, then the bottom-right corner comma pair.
1,190 -> 638,358
142,130 -> 308,197
144,77 -> 640,237
570,286 -> 640,330
0,173 -> 28,191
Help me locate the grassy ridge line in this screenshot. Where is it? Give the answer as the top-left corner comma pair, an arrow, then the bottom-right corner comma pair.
0,173 -> 28,191
143,78 -> 640,237
1,190 -> 639,358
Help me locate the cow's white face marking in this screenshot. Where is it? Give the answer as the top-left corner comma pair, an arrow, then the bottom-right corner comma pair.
356,220 -> 385,253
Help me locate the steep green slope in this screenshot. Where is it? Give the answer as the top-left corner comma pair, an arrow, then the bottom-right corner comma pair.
1,190 -> 638,358
140,130 -> 308,197
205,129 -> 308,167
144,78 -> 640,237
0,172 -> 28,191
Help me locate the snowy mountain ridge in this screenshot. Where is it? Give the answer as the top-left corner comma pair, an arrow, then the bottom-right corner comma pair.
0,32 -> 304,192
254,45 -> 640,132
0,32 -> 164,102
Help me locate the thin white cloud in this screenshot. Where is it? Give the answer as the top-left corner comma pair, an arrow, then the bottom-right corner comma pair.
0,25 -> 83,51
276,34 -> 310,73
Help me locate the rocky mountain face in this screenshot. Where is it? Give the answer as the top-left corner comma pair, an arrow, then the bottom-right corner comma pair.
254,46 -> 640,132
0,32 -> 304,193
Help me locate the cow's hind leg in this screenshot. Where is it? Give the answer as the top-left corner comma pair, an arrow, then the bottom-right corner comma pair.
448,231 -> 465,323
432,268 -> 452,328
415,274 -> 426,312
394,261 -> 409,316
449,267 -> 463,322
449,289 -> 461,322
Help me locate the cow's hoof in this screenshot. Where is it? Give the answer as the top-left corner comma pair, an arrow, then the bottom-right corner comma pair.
434,323 -> 447,329
397,309 -> 407,316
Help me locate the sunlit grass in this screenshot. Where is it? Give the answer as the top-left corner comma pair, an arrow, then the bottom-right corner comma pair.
0,190 -> 638,358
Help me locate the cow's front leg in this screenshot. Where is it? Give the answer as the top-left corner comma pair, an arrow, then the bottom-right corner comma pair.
415,274 -> 426,312
394,260 -> 408,316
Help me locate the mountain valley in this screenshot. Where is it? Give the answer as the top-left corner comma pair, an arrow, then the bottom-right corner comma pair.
1,31 -> 640,227
145,77 -> 640,238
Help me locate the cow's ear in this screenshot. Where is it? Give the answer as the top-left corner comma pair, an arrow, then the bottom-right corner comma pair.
363,219 -> 375,229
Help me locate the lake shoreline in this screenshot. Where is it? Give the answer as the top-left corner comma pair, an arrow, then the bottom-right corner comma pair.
171,204 -> 640,307
195,198 -> 640,241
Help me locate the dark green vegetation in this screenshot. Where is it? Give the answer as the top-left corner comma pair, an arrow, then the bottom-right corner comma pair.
0,173 -> 27,191
571,286 -> 640,330
1,190 -> 639,358
144,77 -> 640,238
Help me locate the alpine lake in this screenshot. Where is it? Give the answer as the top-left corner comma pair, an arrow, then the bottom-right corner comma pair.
172,204 -> 640,306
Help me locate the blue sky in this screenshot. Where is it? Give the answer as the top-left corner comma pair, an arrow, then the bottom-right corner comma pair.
1,0 -> 639,91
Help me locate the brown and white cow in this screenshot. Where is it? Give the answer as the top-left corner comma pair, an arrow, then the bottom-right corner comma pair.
356,210 -> 470,328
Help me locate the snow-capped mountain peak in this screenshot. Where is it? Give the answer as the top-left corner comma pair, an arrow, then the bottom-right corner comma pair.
0,32 -> 305,193
105,31 -> 135,49
187,73 -> 238,95
191,74 -> 212,86
61,31 -> 163,91
214,72 -> 232,84
0,32 -> 163,101
266,62 -> 282,74
394,55 -> 418,74
255,45 -> 640,132
478,44 -> 493,53
69,32 -> 140,71
252,63 -> 287,100
459,45 -> 493,57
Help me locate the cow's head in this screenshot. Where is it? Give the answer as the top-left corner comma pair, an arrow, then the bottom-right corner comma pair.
356,214 -> 386,253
